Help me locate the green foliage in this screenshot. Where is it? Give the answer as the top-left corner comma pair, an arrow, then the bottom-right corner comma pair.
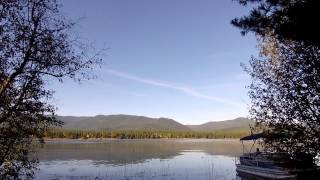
0,0 -> 100,178
246,40 -> 320,164
45,128 -> 250,139
234,0 -> 320,165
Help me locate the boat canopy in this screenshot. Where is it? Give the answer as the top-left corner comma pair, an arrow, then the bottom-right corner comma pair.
240,133 -> 264,141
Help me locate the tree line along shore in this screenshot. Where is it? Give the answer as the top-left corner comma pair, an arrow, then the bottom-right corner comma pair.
45,128 -> 250,139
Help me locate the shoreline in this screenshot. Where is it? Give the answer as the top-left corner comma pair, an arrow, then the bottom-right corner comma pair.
43,138 -> 241,143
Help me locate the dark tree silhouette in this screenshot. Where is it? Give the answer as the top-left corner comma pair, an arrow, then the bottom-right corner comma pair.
232,0 -> 320,47
0,0 -> 101,178
232,0 -> 320,166
245,38 -> 320,166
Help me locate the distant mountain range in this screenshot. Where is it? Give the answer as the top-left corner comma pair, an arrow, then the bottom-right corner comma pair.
59,115 -> 191,131
187,117 -> 252,131
57,115 -> 252,132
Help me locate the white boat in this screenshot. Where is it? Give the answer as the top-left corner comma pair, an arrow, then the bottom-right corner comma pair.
236,133 -> 297,179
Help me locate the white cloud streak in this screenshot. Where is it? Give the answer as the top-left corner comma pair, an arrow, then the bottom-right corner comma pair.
106,69 -> 245,107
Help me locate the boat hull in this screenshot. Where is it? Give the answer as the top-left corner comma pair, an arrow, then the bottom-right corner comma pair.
236,164 -> 296,180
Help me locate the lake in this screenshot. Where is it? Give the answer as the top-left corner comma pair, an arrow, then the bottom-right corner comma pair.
35,139 -> 249,180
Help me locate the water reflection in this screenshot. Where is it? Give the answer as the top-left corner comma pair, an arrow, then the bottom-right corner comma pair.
35,139 -> 246,180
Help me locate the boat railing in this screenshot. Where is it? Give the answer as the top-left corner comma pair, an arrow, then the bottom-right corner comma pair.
243,152 -> 290,159
238,153 -> 284,170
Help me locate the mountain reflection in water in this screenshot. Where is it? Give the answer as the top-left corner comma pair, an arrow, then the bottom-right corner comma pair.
35,139 -> 247,180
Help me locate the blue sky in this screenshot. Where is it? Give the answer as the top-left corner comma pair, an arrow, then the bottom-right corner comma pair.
52,0 -> 258,124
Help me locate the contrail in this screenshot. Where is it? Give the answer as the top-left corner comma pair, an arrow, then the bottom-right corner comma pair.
106,69 -> 245,107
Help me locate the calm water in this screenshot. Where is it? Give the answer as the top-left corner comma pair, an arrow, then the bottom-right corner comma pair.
35,139 -> 247,180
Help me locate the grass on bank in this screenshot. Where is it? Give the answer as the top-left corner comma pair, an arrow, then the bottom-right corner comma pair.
45,128 -> 250,139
